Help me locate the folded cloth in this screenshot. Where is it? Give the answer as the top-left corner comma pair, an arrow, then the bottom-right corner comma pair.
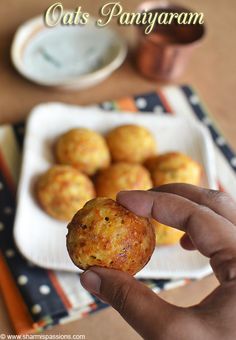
0,85 -> 235,334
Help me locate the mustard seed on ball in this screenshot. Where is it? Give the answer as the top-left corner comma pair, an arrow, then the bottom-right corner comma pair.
55,128 -> 110,175
95,162 -> 153,199
106,124 -> 156,163
36,165 -> 95,221
67,198 -> 155,275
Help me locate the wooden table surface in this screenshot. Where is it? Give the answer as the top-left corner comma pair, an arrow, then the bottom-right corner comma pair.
0,0 -> 235,338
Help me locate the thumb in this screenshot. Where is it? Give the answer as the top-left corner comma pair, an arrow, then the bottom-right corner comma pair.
80,267 -> 184,339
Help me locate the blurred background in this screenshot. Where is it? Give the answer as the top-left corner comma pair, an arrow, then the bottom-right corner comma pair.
0,0 -> 235,148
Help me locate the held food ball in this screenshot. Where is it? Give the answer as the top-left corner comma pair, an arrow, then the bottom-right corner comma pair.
67,198 -> 155,275
55,128 -> 110,175
145,152 -> 201,186
95,162 -> 153,199
152,220 -> 184,246
36,165 -> 95,221
106,124 -> 156,163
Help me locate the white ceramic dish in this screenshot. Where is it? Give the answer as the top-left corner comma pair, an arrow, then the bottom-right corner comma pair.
14,103 -> 217,278
11,16 -> 127,90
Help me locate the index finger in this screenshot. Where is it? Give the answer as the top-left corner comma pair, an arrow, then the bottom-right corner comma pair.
117,190 -> 236,283
154,183 -> 236,225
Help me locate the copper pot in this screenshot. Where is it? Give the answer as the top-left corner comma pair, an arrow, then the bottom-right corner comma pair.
135,1 -> 206,81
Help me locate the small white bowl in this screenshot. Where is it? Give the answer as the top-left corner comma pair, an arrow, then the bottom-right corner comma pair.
11,15 -> 127,90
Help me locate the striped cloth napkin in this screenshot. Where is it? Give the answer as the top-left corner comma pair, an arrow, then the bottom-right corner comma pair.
0,85 -> 235,334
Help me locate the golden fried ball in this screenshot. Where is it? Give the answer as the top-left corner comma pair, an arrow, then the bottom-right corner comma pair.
55,128 -> 110,175
145,152 -> 201,186
95,162 -> 153,199
67,197 -> 155,275
36,165 -> 95,221
106,124 -> 156,163
152,220 -> 184,246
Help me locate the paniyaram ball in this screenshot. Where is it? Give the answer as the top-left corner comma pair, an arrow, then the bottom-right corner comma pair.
36,165 -> 95,221
145,152 -> 201,186
95,162 -> 153,199
152,219 -> 184,246
55,128 -> 110,175
67,197 -> 155,275
106,124 -> 156,163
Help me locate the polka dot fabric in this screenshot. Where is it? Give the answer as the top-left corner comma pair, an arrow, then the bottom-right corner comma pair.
1,85 -> 236,333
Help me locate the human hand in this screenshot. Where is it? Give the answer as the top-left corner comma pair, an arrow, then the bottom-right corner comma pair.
80,184 -> 236,340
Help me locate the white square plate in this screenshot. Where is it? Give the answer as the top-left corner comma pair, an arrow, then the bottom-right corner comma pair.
14,103 -> 217,279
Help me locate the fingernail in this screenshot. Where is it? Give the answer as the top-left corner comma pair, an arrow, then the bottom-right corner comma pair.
116,190 -> 129,200
81,270 -> 101,294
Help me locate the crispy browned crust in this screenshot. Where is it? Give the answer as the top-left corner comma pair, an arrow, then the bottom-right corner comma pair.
67,198 -> 155,275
